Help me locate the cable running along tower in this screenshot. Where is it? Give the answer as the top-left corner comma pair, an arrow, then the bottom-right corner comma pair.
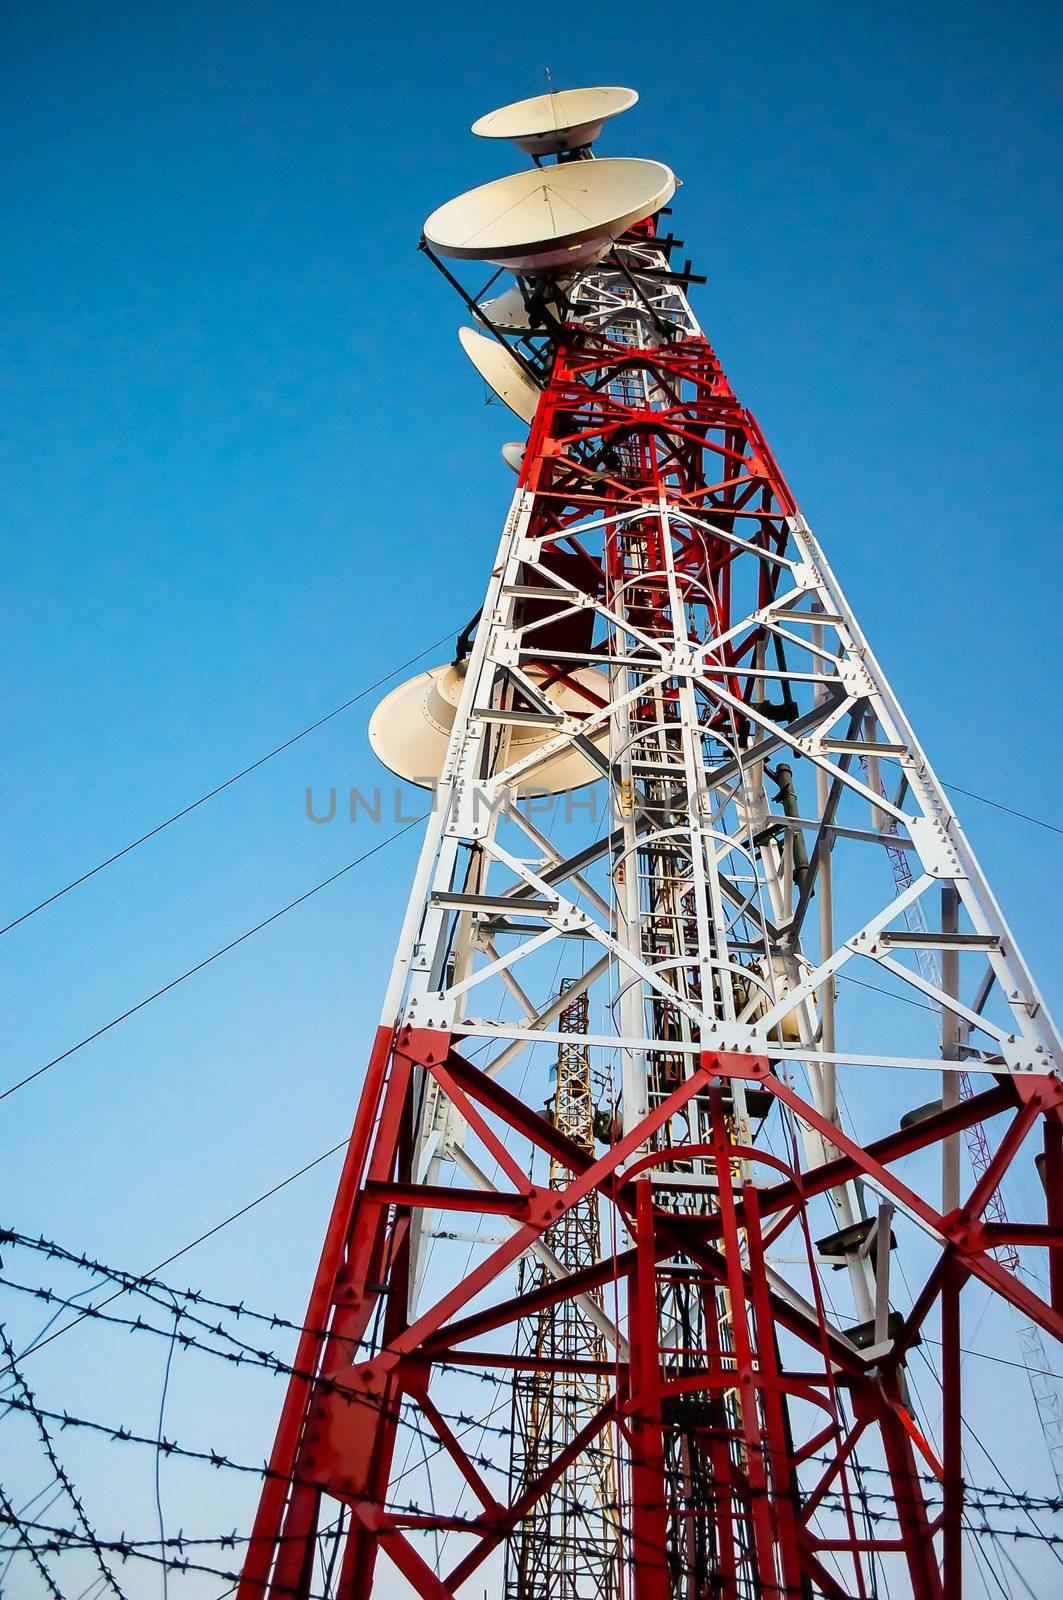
240,86 -> 1063,1599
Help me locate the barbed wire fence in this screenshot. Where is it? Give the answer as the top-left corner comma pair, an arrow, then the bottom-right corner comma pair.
1,1227 -> 1060,1598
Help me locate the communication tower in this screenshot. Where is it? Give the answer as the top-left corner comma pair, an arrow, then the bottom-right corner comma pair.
505,981 -> 619,1600
239,85 -> 1062,1600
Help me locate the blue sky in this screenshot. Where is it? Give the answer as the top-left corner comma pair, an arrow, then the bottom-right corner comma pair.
2,0 -> 1061,1591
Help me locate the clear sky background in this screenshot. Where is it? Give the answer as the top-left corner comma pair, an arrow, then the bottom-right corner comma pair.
2,1 -> 1061,1593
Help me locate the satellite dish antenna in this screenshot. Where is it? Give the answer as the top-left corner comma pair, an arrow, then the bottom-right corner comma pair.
459,328 -> 542,424
478,281 -> 569,335
478,284 -> 533,331
471,86 -> 639,155
501,442 -> 525,473
424,158 -> 676,271
369,662 -> 607,795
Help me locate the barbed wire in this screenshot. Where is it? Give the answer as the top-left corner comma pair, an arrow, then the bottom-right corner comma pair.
7,1267 -> 1063,1524
3,1388 -> 1061,1536
0,1391 -> 502,1489
0,1484 -> 66,1599
0,1501 -> 860,1599
0,1228 -> 1056,1589
0,1321 -> 129,1598
2,1424 -> 1060,1600
3,1231 -> 1062,1515
2,1489 -> 1062,1600
0,1279 -> 528,1479
4,1222 -> 1056,1497
0,1227 -> 369,1349
0,1512 -> 335,1597
2,1225 -> 1061,1600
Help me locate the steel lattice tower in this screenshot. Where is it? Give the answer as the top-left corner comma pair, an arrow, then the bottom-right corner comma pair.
239,86 -> 1062,1600
505,982 -> 619,1600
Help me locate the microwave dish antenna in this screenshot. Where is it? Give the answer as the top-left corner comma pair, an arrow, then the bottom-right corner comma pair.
458,327 -> 542,423
501,441 -> 525,472
477,284 -> 533,330
368,662 -> 607,795
478,281 -> 570,335
424,158 -> 676,271
471,85 -> 638,154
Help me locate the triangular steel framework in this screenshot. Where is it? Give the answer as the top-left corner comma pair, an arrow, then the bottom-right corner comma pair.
239,160 -> 1062,1600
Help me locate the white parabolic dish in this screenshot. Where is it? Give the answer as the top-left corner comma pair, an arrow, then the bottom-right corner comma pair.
471,86 -> 639,155
424,158 -> 676,271
369,662 -> 608,795
477,284 -> 533,331
477,281 -> 569,334
458,328 -> 542,424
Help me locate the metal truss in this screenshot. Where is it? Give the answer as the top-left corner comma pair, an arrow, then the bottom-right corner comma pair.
239,220 -> 1062,1600
504,983 -> 620,1599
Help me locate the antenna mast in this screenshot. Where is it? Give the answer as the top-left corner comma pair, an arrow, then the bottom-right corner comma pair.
505,981 -> 620,1600
239,84 -> 1062,1600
